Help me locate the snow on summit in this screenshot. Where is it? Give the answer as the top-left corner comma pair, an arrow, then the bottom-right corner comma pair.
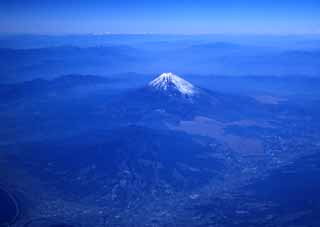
149,72 -> 196,95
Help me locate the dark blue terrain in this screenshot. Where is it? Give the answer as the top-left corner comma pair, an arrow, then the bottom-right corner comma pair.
0,188 -> 18,226
0,34 -> 320,227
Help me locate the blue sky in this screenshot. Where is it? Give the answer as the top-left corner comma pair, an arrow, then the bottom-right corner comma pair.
1,0 -> 319,35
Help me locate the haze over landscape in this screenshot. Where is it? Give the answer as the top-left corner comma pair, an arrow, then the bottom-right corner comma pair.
0,1 -> 320,227
1,0 -> 319,34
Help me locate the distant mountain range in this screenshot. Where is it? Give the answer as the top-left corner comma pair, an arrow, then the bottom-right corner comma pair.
1,40 -> 319,82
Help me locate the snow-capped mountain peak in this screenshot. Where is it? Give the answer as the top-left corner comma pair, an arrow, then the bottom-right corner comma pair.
149,72 -> 196,95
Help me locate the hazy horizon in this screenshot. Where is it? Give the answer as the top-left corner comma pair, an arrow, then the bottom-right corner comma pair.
1,0 -> 319,35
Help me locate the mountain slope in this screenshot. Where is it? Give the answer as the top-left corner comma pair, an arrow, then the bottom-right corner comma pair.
110,72 -> 267,124
148,72 -> 198,96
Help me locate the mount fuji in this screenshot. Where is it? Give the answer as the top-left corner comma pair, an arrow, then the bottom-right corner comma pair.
148,72 -> 198,96
108,72 -> 264,124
